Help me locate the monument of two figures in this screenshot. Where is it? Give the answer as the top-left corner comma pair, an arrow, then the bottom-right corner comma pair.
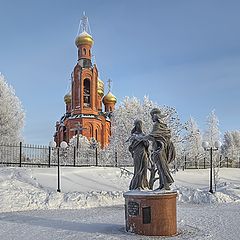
124,108 -> 178,236
128,107 -> 175,191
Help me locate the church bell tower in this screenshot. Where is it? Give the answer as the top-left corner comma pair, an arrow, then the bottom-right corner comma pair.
72,13 -> 98,115
54,13 -> 117,147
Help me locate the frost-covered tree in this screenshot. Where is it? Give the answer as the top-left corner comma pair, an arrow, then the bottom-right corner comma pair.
0,74 -> 25,144
222,131 -> 240,167
203,110 -> 222,165
222,131 -> 235,162
107,96 -> 142,165
204,110 -> 222,189
184,117 -> 204,168
204,110 -> 221,147
108,96 -> 184,166
230,131 -> 240,167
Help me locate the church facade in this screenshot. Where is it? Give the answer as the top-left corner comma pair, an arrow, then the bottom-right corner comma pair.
54,15 -> 116,148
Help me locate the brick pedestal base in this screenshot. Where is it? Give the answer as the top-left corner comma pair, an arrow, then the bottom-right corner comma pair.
124,191 -> 177,236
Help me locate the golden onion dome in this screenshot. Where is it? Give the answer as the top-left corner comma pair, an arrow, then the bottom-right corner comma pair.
64,93 -> 71,104
103,91 -> 117,104
75,31 -> 94,47
97,78 -> 104,96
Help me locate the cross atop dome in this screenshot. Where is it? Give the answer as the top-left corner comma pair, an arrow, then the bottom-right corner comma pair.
107,79 -> 112,92
77,11 -> 91,35
103,79 -> 117,107
75,12 -> 94,47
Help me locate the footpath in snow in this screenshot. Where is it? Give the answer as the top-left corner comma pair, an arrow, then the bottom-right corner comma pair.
0,167 -> 239,239
0,202 -> 239,239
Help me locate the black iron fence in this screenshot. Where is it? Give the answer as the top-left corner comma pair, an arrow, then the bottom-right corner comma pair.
1,142 -> 239,169
0,142 -> 126,168
179,155 -> 239,170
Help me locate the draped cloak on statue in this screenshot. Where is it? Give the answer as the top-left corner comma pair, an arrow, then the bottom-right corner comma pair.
128,133 -> 150,190
148,120 -> 176,189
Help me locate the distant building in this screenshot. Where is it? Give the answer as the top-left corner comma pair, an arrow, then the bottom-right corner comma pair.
54,14 -> 116,147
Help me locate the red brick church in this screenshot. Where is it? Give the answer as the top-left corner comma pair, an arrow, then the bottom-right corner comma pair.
54,14 -> 117,148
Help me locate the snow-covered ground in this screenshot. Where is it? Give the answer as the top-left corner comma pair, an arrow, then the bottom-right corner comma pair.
0,167 -> 239,239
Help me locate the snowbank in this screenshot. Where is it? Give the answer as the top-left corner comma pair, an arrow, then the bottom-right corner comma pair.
173,168 -> 240,204
0,167 -> 239,213
174,184 -> 240,204
0,168 -> 123,213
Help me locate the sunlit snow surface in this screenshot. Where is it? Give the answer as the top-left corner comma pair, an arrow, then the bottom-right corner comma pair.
0,167 -> 239,239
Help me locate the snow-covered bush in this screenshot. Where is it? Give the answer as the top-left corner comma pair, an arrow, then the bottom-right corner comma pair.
49,134 -> 93,166
98,146 -> 117,166
69,134 -> 90,149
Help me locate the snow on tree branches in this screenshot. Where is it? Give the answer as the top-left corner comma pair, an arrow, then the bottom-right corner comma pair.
0,74 -> 25,144
107,96 -> 184,165
69,134 -> 90,149
204,110 -> 221,147
204,110 -> 222,189
184,117 -> 204,168
222,130 -> 240,167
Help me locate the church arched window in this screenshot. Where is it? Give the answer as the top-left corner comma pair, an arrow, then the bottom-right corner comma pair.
83,48 -> 86,55
83,78 -> 91,107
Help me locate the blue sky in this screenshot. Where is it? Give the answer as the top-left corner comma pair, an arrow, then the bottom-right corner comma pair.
1,0 -> 240,144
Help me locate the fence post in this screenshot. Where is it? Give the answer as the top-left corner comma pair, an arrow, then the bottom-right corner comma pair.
19,142 -> 22,167
184,155 -> 187,169
48,146 -> 51,167
227,157 -> 229,168
204,157 -> 206,169
95,147 -> 98,166
73,146 -> 76,167
115,151 -> 117,167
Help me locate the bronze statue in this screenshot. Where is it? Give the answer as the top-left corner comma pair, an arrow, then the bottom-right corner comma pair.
146,108 -> 175,190
128,119 -> 150,190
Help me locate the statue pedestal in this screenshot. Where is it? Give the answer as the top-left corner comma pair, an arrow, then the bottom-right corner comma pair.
124,191 -> 177,236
